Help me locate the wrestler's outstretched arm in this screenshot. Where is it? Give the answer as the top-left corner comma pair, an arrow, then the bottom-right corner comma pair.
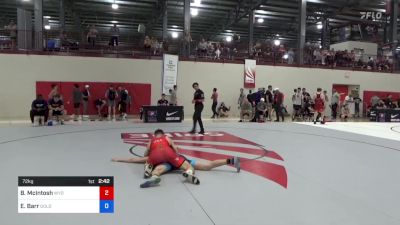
111,156 -> 148,163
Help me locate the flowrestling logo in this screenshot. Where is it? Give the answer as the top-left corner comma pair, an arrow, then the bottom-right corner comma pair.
121,131 -> 288,188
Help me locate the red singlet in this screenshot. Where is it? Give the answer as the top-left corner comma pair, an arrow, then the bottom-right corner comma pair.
147,136 -> 185,168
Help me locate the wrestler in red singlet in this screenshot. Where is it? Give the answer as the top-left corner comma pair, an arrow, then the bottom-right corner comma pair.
147,135 -> 186,168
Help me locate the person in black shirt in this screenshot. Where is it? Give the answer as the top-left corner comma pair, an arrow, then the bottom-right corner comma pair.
190,82 -> 205,134
48,94 -> 65,124
30,94 -> 48,124
157,93 -> 169,106
95,98 -> 107,120
118,86 -> 129,120
82,85 -> 90,117
105,85 -> 118,120
265,85 -> 273,121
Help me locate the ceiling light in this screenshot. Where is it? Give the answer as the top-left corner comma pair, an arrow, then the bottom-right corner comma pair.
43,16 -> 51,19
194,0 -> 202,5
112,3 -> 119,9
276,34 -> 280,37
172,25 -> 178,28
283,54 -> 288,59
111,21 -> 118,24
226,36 -> 232,42
257,18 -> 264,23
44,25 -> 51,30
191,8 -> 198,16
274,39 -> 281,46
172,32 -> 179,39
317,24 -> 323,29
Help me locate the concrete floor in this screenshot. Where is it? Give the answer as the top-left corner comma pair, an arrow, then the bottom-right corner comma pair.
1,121 -> 399,225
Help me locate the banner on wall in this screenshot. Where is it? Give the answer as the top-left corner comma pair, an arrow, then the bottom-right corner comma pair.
244,59 -> 256,88
162,54 -> 179,95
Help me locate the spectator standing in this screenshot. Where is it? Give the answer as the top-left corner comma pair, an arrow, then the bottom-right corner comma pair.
274,88 -> 284,122
118,86 -> 129,120
353,96 -> 362,117
331,89 -> 340,119
109,24 -> 120,49
48,84 -> 60,100
87,25 -> 98,48
144,36 -> 151,55
181,31 -> 192,57
238,88 -> 245,109
105,85 -> 118,120
287,48 -> 295,64
169,85 -> 178,106
198,38 -> 207,57
247,90 -> 254,106
82,85 -> 90,118
211,88 -> 219,118
265,85 -> 274,121
4,20 -> 17,49
292,88 -> 302,120
190,82 -> 205,135
314,49 -> 322,65
151,37 -> 159,55
313,88 -> 326,124
72,84 -> 82,121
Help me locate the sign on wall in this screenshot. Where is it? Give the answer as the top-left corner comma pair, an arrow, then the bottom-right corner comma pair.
162,54 -> 179,95
244,59 -> 256,88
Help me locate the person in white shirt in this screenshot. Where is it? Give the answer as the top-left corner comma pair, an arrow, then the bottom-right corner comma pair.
292,88 -> 302,120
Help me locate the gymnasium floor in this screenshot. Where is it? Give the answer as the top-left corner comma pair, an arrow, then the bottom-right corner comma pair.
0,120 -> 399,225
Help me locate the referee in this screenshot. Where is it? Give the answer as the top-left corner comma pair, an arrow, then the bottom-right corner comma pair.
190,82 -> 205,134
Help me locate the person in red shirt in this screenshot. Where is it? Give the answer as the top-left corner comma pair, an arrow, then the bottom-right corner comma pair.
211,88 -> 219,118
273,88 -> 285,122
313,88 -> 326,124
140,129 -> 200,188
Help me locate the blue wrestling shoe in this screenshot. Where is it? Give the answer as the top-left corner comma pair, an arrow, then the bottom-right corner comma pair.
182,170 -> 200,185
233,156 -> 240,173
140,176 -> 161,188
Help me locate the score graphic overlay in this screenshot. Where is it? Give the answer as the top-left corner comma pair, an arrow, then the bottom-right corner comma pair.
18,176 -> 114,213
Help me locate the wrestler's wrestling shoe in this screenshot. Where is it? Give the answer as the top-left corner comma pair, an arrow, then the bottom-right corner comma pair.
140,175 -> 161,188
182,170 -> 200,185
232,156 -> 241,173
143,163 -> 153,179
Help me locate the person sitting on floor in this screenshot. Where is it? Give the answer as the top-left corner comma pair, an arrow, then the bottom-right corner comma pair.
256,98 -> 268,122
218,102 -> 230,117
48,94 -> 66,125
239,98 -> 253,122
30,94 -> 48,126
95,98 -> 107,120
340,103 -> 350,122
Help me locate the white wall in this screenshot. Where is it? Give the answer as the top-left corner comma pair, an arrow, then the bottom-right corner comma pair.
330,41 -> 378,56
1,54 -> 400,120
